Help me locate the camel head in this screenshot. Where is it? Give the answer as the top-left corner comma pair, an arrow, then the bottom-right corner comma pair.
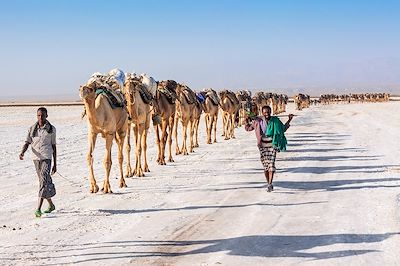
79,82 -> 97,101
124,76 -> 142,106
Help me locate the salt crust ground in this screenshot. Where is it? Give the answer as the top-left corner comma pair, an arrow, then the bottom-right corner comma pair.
0,102 -> 399,265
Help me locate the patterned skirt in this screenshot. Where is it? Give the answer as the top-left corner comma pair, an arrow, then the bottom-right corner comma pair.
259,146 -> 277,172
34,159 -> 56,198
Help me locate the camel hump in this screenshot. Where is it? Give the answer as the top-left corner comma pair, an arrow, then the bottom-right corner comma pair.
226,90 -> 239,105
203,88 -> 219,106
182,86 -> 196,104
158,80 -> 178,104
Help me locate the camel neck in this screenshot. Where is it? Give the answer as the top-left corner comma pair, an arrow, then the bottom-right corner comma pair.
83,98 -> 99,126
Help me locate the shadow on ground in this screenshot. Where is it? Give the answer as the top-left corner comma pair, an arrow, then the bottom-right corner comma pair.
3,233 -> 398,264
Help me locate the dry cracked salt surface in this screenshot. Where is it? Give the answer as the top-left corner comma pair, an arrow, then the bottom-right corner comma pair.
0,102 -> 399,266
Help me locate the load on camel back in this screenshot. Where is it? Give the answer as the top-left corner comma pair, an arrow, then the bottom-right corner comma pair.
81,69 -> 127,118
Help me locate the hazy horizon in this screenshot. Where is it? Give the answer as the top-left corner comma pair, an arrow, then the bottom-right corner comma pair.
1,0 -> 399,99
1,86 -> 399,103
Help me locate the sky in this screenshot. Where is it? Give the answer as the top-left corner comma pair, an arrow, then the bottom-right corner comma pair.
0,0 -> 399,99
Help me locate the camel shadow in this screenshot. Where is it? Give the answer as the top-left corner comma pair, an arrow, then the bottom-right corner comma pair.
278,155 -> 381,162
20,232 -> 398,264
287,147 -> 367,153
97,200 -> 326,215
278,164 -> 396,174
274,177 -> 400,192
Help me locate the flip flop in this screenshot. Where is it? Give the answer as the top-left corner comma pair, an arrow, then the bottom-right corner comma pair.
35,209 -> 42,218
44,204 -> 55,214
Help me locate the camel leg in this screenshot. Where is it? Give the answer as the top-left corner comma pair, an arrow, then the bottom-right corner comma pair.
87,131 -> 99,193
205,115 -> 212,144
159,121 -> 168,165
181,121 -> 188,155
116,130 -> 127,188
154,124 -> 162,164
221,112 -> 227,137
167,116 -> 175,162
231,113 -> 236,139
135,123 -> 145,177
125,123 -> 133,177
189,120 -> 195,152
213,115 -> 218,143
102,133 -> 113,193
194,118 -> 200,147
133,124 -> 140,176
224,113 -> 230,140
143,126 -> 150,172
174,115 -> 181,155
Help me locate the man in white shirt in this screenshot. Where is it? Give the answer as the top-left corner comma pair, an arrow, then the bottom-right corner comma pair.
19,107 -> 57,218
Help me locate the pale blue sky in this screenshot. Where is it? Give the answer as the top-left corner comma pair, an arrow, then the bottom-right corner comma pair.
0,0 -> 399,99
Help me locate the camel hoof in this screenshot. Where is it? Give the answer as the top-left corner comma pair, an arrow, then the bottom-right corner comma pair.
102,188 -> 112,194
90,185 -> 99,193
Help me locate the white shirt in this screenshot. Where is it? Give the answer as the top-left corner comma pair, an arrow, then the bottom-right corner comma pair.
25,122 -> 56,160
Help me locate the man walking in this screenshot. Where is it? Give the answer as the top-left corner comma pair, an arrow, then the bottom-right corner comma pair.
19,107 -> 57,217
245,105 -> 293,192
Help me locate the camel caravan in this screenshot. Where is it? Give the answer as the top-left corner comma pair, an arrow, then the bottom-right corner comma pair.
78,69 -> 297,193
319,93 -> 390,104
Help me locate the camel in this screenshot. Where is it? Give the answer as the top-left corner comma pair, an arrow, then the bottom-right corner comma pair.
123,74 -> 152,177
294,93 -> 311,110
236,90 -> 252,126
219,90 -> 240,140
200,89 -> 219,144
174,84 -> 197,155
79,81 -> 128,193
254,92 -> 270,115
153,80 -> 177,165
192,94 -> 202,148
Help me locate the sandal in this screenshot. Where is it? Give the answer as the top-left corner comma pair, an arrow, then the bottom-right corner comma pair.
44,204 -> 55,214
35,209 -> 42,218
